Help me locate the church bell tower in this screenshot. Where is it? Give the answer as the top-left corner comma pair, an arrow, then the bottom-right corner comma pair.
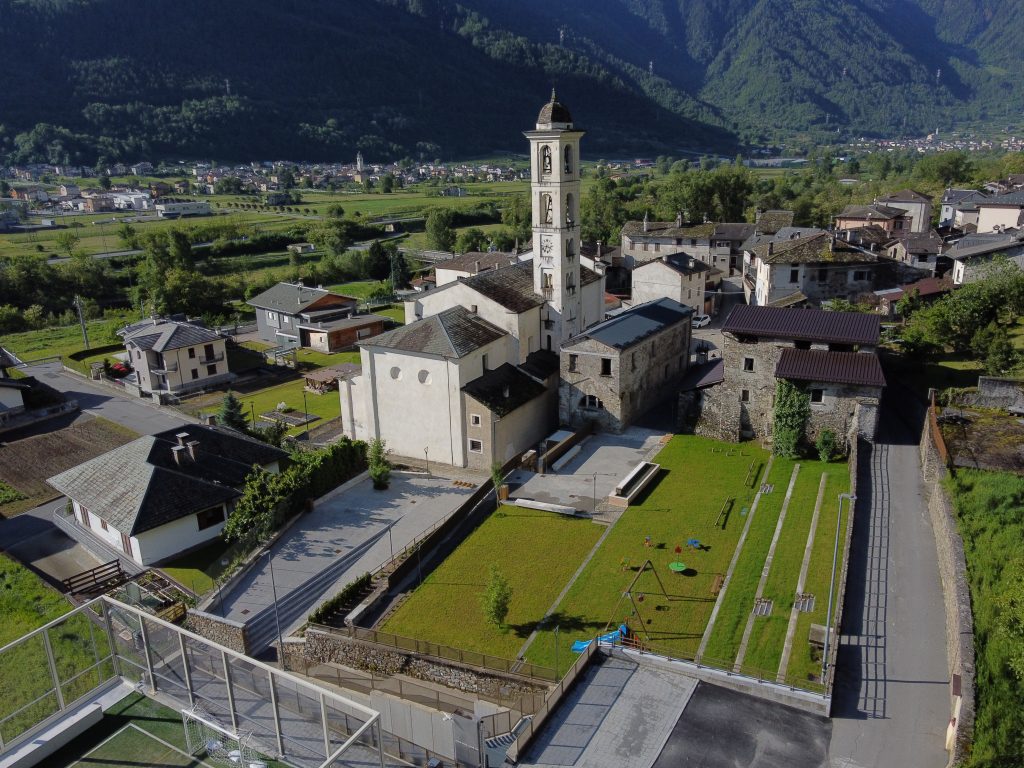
525,90 -> 584,350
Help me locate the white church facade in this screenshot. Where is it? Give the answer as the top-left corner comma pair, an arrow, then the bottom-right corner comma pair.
339,94 -> 605,469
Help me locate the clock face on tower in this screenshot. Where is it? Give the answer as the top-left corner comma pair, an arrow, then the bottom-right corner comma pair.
540,237 -> 553,255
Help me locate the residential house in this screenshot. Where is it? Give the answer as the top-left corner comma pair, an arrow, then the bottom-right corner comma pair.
630,252 -> 711,313
940,188 -> 987,227
946,230 -> 1024,284
47,426 -> 287,566
975,190 -> 1024,234
155,201 -> 211,218
874,276 -> 954,318
0,378 -> 31,428
620,214 -> 727,273
248,282 -> 360,347
58,184 -> 80,199
694,306 -> 884,443
559,298 -> 692,432
834,204 -> 911,235
299,315 -> 388,353
885,230 -> 949,277
874,189 -> 933,233
119,317 -> 234,396
434,251 -> 520,287
743,231 -> 896,307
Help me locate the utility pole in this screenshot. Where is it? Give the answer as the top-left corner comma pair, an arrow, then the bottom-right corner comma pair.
74,295 -> 90,349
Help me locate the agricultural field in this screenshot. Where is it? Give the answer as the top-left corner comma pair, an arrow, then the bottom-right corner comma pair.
0,416 -> 138,517
381,504 -> 604,660
0,310 -> 137,367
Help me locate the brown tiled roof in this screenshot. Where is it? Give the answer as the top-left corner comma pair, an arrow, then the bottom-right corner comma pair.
435,251 -> 518,274
462,262 -> 545,313
462,363 -> 547,417
837,204 -> 906,221
723,305 -> 880,346
776,349 -> 886,388
755,210 -> 795,235
752,232 -> 876,265
767,290 -> 809,308
621,220 -> 716,240
360,306 -> 505,358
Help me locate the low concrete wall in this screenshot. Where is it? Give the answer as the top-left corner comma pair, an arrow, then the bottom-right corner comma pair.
183,610 -> 248,655
920,419 -> 976,766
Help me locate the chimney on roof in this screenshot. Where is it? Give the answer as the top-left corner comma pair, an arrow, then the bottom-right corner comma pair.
186,440 -> 200,462
176,432 -> 190,446
474,260 -> 481,273
503,385 -> 510,399
470,304 -> 478,314
643,211 -> 649,232
597,240 -> 603,259
202,414 -> 216,426
767,241 -> 774,256
297,279 -> 304,288
675,210 -> 683,227
171,445 -> 186,466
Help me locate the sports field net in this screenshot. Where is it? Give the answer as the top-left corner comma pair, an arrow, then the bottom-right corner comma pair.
183,705 -> 266,767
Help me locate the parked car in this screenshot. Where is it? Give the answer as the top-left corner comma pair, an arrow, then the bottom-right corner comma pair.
691,313 -> 711,329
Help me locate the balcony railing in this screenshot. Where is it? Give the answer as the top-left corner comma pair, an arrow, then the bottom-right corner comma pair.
153,361 -> 178,373
199,351 -> 224,364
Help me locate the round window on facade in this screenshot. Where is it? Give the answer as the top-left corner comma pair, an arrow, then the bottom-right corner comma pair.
418,370 -> 432,384
389,366 -> 401,380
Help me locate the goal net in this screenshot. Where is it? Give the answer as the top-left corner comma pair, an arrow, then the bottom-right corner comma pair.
181,705 -> 266,767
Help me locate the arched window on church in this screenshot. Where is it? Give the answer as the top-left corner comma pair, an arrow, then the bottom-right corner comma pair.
564,145 -> 572,174
565,193 -> 575,227
566,238 -> 575,259
541,146 -> 552,175
542,193 -> 554,225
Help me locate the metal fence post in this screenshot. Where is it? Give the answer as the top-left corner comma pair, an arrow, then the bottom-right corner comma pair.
267,671 -> 285,758
41,629 -> 65,711
138,617 -> 156,692
100,599 -> 121,678
319,692 -> 331,758
178,634 -> 195,706
222,650 -> 239,732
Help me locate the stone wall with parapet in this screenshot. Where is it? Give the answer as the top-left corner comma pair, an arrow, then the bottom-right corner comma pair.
183,610 -> 248,655
920,419 -> 975,767
301,628 -> 546,701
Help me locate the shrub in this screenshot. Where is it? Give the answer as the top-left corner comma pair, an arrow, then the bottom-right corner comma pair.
368,438 -> 391,490
815,430 -> 837,462
481,564 -> 513,627
773,380 -> 810,458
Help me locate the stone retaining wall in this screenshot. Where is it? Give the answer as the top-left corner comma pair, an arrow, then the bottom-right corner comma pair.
183,610 -> 248,655
301,628 -> 545,701
920,421 -> 976,766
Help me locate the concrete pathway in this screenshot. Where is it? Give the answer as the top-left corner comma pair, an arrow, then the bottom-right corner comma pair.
696,455 -> 775,658
17,360 -> 191,435
828,406 -> 949,768
213,471 -> 481,652
0,496 -> 102,587
734,464 -> 800,671
517,654 -> 698,768
777,472 -> 828,682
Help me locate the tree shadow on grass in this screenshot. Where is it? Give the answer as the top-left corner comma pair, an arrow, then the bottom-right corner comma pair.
506,611 -> 605,639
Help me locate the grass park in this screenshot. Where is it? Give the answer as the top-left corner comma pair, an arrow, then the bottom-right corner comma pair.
379,433 -> 852,686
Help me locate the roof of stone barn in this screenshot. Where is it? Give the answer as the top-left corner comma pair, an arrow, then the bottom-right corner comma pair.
634,252 -> 710,275
462,363 -> 548,416
566,297 -> 692,351
519,349 -> 560,380
754,210 -> 795,235
877,188 -> 931,203
246,282 -> 356,313
723,305 -> 880,346
46,425 -> 287,536
119,317 -> 222,353
360,305 -> 505,358
776,348 -> 886,388
620,220 -> 716,240
537,90 -> 573,125
751,232 -> 876,265
837,203 -> 907,221
459,262 -> 546,313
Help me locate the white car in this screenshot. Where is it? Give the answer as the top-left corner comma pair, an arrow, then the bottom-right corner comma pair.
691,313 -> 711,329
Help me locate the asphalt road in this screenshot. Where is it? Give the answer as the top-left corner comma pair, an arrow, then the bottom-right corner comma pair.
18,360 -> 191,435
828,397 -> 949,768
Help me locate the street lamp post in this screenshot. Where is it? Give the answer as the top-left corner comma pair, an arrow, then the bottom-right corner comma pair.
822,493 -> 855,685
266,549 -> 286,670
424,447 -> 429,475
554,624 -> 560,677
302,390 -> 310,440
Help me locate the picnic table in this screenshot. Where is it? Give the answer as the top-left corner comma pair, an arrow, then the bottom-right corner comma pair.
668,561 -> 687,573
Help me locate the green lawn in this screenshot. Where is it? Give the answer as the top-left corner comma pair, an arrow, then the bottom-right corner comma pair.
159,539 -> 242,597
0,554 -> 71,645
525,435 -> 769,673
213,378 -> 339,437
381,504 -> 603,660
948,469 -> 1024,767
326,280 -> 391,300
702,458 -> 797,665
0,311 -> 137,367
738,460 -> 849,678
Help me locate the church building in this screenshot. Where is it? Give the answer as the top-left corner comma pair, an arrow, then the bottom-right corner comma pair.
340,94 -> 606,469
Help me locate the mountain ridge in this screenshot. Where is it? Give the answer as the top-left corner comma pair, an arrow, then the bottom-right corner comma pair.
0,0 -> 1020,165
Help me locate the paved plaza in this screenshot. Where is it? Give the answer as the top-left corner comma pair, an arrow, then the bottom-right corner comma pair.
507,427 -> 668,515
518,653 -> 697,768
214,469 -> 483,651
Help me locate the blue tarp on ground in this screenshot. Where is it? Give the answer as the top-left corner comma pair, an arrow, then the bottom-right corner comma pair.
572,624 -> 628,653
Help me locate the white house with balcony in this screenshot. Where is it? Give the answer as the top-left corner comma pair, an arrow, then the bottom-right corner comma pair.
119,317 -> 234,396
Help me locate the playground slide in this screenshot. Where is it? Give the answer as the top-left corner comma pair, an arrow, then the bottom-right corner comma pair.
571,625 -> 628,653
